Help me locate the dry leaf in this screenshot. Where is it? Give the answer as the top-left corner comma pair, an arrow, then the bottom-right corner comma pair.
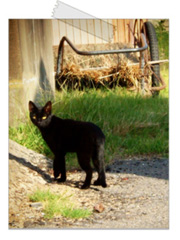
93,203 -> 105,213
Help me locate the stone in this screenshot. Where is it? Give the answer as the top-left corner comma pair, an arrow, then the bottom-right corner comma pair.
93,203 -> 105,213
29,202 -> 43,208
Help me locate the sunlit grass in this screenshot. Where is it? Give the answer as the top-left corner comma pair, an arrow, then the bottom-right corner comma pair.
29,189 -> 92,219
9,65 -> 169,168
160,65 -> 169,98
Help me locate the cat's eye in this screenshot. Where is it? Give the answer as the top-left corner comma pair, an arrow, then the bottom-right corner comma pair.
42,116 -> 47,120
32,115 -> 36,119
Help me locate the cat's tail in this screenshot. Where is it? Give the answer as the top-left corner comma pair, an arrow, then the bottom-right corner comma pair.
92,138 -> 107,188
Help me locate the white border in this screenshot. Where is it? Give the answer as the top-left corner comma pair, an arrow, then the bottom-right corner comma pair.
2,0 -> 180,239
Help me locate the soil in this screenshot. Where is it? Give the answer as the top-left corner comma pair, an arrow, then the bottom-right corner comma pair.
9,139 -> 169,229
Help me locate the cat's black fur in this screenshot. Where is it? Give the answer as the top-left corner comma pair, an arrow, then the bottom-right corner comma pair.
29,101 -> 107,189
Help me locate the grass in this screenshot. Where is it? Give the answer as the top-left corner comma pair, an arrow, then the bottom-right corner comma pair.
29,189 -> 92,219
9,70 -> 169,169
155,20 -> 169,60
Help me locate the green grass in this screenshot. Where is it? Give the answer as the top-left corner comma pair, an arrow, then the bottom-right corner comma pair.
29,189 -> 92,219
9,81 -> 169,168
155,20 -> 169,60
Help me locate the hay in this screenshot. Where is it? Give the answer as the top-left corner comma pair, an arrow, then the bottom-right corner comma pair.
54,43 -> 153,92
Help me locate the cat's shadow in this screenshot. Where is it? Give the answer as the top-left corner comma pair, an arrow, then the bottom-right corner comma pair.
9,153 -> 52,183
54,178 -> 100,191
9,153 -> 100,191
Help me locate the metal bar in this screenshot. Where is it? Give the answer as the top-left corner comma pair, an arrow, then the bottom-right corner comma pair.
123,59 -> 169,67
150,73 -> 167,91
140,33 -> 146,94
140,51 -> 145,94
147,59 -> 169,65
56,34 -> 148,75
80,58 -> 169,71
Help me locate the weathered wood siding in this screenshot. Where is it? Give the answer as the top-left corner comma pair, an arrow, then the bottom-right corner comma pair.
9,19 -> 55,125
52,19 -> 144,46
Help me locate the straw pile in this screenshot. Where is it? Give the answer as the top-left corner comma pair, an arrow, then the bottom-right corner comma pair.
53,43 -> 152,92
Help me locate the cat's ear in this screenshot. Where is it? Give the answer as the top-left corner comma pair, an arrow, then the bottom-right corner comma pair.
29,101 -> 37,112
44,101 -> 52,114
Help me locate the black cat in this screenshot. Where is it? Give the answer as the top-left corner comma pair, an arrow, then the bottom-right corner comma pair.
29,101 -> 107,189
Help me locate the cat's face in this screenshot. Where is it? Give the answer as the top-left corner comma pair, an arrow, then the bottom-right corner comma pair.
29,101 -> 52,128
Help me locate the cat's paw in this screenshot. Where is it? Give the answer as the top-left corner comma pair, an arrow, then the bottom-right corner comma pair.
81,184 -> 90,189
102,182 -> 107,188
94,179 -> 107,188
57,177 -> 66,183
53,172 -> 60,179
94,179 -> 101,186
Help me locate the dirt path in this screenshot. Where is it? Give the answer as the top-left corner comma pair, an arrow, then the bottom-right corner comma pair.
9,140 -> 169,229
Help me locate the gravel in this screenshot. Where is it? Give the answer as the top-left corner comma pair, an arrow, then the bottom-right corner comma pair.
9,139 -> 169,229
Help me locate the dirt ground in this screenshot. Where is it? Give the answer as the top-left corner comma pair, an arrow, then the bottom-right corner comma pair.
9,139 -> 169,229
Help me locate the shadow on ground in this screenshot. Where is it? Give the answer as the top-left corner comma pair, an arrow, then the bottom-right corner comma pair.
106,158 -> 168,180
9,153 -> 52,183
10,150 -> 168,183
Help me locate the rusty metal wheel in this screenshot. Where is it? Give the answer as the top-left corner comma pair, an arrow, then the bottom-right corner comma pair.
144,21 -> 160,96
133,19 -> 146,48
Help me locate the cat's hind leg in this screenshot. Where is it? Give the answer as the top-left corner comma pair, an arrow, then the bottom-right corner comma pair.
77,153 -> 92,189
92,140 -> 107,188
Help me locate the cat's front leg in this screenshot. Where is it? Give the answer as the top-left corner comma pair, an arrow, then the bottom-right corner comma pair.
53,154 -> 66,182
53,158 -> 61,179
